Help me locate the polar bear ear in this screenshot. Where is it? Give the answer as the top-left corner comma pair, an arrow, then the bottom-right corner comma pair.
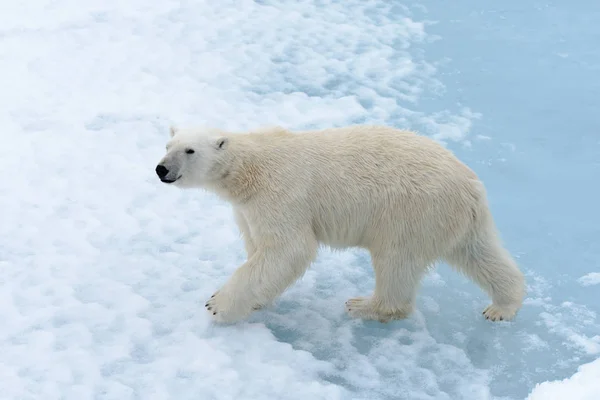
214,137 -> 228,150
169,126 -> 178,137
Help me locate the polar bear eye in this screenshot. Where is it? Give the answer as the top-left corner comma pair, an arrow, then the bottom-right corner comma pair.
185,148 -> 195,154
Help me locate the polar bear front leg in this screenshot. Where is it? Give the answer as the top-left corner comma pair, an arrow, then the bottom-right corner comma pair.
346,249 -> 428,322
205,233 -> 318,323
234,210 -> 256,258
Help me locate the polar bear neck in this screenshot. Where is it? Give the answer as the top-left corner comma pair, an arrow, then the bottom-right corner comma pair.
205,137 -> 268,204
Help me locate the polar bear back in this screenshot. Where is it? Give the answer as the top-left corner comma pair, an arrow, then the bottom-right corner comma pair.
222,125 -> 487,256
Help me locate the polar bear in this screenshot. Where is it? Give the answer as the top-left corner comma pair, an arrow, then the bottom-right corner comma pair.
156,125 -> 525,324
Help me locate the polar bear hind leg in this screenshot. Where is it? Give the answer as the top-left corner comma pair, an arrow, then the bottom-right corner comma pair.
443,221 -> 525,322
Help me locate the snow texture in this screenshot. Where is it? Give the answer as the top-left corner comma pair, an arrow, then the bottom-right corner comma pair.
1,1 -> 599,399
526,358 -> 600,400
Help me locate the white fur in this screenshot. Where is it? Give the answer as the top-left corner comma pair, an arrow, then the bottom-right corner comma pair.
157,125 -> 525,324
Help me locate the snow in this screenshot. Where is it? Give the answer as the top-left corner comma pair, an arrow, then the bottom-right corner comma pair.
526,357 -> 600,400
1,1 -> 599,399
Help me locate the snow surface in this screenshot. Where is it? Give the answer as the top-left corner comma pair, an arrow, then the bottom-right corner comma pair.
526,357 -> 600,400
1,0 -> 599,399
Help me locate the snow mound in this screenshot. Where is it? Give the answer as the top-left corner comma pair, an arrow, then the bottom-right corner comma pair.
527,357 -> 600,400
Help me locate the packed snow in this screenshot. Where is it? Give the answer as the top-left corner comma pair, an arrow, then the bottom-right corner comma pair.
526,357 -> 600,400
1,1 -> 598,399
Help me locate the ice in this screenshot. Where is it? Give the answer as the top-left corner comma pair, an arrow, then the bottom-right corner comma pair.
1,1 -> 598,399
579,273 -> 600,287
526,357 -> 600,400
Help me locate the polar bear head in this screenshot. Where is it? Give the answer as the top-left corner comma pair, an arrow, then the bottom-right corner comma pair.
155,126 -> 230,188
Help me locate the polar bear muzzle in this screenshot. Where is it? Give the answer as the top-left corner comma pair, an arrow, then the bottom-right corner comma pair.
155,163 -> 181,184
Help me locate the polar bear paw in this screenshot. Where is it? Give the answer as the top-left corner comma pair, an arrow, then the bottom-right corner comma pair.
345,297 -> 412,323
204,289 -> 248,323
204,289 -> 264,323
482,304 -> 517,322
205,290 -> 233,323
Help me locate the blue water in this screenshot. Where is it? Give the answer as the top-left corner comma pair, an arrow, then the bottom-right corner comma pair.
411,1 -> 600,396
417,0 -> 600,307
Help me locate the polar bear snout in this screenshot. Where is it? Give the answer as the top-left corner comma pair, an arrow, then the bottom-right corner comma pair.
155,164 -> 169,178
155,164 -> 180,184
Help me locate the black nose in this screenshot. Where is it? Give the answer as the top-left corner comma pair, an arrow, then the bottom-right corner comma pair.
155,164 -> 169,178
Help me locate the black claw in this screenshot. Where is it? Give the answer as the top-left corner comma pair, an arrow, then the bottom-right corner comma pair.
213,312 -> 216,315
207,307 -> 212,311
205,303 -> 209,308
211,294 -> 215,298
